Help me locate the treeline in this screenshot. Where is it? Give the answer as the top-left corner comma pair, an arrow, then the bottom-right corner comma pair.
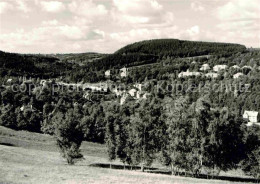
102,96 -> 260,179
51,52 -> 107,65
115,39 -> 247,58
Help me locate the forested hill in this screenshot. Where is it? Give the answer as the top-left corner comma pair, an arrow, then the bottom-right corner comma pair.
0,39 -> 248,82
115,39 -> 247,57
48,52 -> 107,65
0,51 -> 69,78
86,39 -> 247,71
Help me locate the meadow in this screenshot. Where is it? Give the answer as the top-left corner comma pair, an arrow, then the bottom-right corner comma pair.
0,126 -> 255,184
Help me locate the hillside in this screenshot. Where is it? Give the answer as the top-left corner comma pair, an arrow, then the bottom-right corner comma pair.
0,51 -> 70,78
115,39 -> 247,57
49,52 -> 107,66
89,39 -> 247,71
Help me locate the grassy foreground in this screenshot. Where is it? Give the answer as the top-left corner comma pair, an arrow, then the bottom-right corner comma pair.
0,126 -> 253,184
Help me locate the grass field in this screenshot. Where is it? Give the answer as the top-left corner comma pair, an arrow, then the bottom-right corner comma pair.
0,126 -> 255,184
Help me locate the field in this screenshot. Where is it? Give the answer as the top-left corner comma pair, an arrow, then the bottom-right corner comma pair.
0,126 -> 255,184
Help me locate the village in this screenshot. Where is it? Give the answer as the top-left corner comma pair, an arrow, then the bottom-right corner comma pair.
2,60 -> 260,128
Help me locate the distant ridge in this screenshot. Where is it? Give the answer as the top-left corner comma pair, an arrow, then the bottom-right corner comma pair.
115,39 -> 246,57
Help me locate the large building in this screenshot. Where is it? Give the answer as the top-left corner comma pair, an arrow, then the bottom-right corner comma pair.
243,110 -> 260,126
233,73 -> 244,79
200,64 -> 210,71
178,70 -> 201,78
120,67 -> 128,77
213,65 -> 228,72
105,70 -> 110,77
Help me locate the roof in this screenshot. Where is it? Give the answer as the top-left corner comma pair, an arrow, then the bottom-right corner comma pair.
242,66 -> 253,69
213,65 -> 228,70
243,111 -> 258,117
200,64 -> 210,71
231,65 -> 240,69
233,72 -> 244,79
178,71 -> 201,78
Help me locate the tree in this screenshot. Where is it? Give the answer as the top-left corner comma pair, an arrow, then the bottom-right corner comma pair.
105,112 -> 117,168
161,96 -> 190,175
0,104 -> 17,129
104,103 -> 120,168
128,98 -> 164,172
52,107 -> 85,165
241,125 -> 260,180
204,108 -> 246,176
114,106 -> 130,169
187,97 -> 211,176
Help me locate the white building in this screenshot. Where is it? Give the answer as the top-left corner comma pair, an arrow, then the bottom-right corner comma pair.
213,65 -> 228,72
136,91 -> 141,99
120,67 -> 128,77
7,79 -> 12,83
242,66 -> 253,70
205,72 -> 219,79
233,73 -> 244,79
128,89 -> 137,97
133,83 -> 143,91
178,70 -> 201,78
231,65 -> 240,69
243,111 -> 259,123
112,88 -> 125,97
105,70 -> 110,77
200,64 -> 210,71
20,104 -> 36,112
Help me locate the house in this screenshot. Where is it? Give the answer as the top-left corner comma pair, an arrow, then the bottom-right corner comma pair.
231,65 -> 240,69
136,91 -> 141,99
120,67 -> 128,77
82,83 -> 108,92
105,70 -> 110,77
178,70 -> 201,78
243,111 -> 259,123
20,104 -> 37,112
7,79 -> 12,83
242,66 -> 253,70
233,73 -> 244,79
200,64 -> 210,71
205,72 -> 219,78
112,88 -> 125,97
128,88 -> 137,97
213,65 -> 228,72
133,83 -> 143,91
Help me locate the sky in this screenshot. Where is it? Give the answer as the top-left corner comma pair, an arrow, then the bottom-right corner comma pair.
0,0 -> 259,54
